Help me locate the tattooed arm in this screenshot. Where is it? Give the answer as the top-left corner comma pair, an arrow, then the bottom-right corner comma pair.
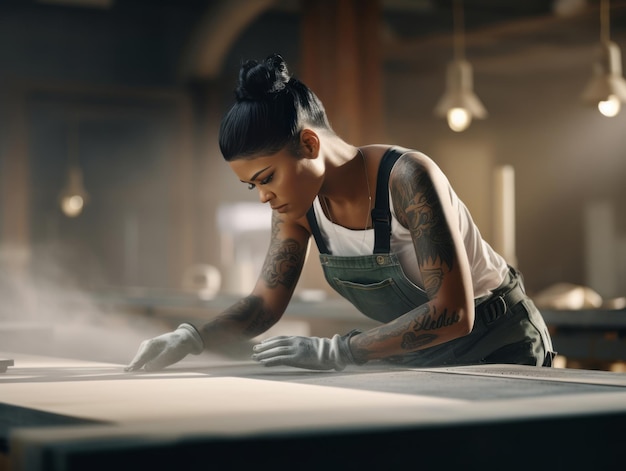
197,211 -> 310,351
349,152 -> 474,363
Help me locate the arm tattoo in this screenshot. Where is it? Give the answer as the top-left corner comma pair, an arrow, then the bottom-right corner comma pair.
350,320 -> 411,361
413,306 -> 460,332
391,158 -> 455,272
261,214 -> 305,290
202,295 -> 275,341
350,304 -> 443,358
351,300 -> 462,358
401,332 -> 437,350
421,267 -> 444,298
227,295 -> 276,336
359,316 -> 417,347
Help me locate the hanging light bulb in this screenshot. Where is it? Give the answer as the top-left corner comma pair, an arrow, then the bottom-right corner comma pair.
581,0 -> 626,116
59,166 -> 89,218
434,0 -> 487,131
598,94 -> 621,117
59,120 -> 89,218
448,107 -> 472,132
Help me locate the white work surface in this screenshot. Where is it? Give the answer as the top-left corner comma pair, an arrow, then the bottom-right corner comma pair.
2,351 -> 626,470
0,353 -> 463,430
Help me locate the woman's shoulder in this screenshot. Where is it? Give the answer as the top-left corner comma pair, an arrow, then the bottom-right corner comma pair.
361,145 -> 450,196
375,146 -> 442,178
376,148 -> 454,201
362,144 -> 433,166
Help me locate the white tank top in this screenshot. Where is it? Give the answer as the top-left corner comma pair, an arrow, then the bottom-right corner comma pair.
312,160 -> 509,299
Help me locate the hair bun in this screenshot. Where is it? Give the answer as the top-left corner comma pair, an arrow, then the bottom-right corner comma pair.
236,53 -> 290,101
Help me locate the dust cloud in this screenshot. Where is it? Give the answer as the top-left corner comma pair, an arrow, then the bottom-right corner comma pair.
0,242 -> 171,365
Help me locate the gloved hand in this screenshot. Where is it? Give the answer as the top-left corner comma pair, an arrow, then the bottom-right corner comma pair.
124,323 -> 204,372
251,331 -> 361,371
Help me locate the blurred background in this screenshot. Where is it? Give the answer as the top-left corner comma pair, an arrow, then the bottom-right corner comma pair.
0,0 -> 625,365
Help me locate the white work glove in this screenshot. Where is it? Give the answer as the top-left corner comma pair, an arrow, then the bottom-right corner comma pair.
251,331 -> 361,371
124,323 -> 204,372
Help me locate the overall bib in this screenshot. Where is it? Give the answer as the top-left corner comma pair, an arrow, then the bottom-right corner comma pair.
306,147 -> 555,367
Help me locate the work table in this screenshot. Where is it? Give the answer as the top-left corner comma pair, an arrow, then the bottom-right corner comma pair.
2,351 -> 626,470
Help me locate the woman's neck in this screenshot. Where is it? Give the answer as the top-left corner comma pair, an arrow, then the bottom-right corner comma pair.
318,139 -> 362,202
318,140 -> 373,230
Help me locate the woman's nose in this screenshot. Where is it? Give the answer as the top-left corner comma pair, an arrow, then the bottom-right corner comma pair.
258,188 -> 275,204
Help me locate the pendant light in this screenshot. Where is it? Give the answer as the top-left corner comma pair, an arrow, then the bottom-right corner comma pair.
581,0 -> 626,117
59,120 -> 89,218
434,0 -> 487,132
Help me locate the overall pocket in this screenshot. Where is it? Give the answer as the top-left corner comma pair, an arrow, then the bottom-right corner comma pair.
331,277 -> 426,323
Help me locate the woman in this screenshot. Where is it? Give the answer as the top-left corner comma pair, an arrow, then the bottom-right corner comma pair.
126,54 -> 555,372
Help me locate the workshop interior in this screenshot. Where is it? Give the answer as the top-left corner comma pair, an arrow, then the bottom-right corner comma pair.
1,0 -> 626,469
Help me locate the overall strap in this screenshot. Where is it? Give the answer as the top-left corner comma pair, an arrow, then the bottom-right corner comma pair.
306,146 -> 406,255
372,147 -> 404,254
306,205 -> 330,254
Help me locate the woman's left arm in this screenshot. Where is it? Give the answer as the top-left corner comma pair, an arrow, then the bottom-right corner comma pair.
349,152 -> 475,362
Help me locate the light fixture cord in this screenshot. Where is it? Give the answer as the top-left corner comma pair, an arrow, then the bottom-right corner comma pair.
453,0 -> 465,61
600,0 -> 610,43
68,119 -> 80,168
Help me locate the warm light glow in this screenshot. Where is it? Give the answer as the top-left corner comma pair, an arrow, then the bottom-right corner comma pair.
598,94 -> 621,117
58,165 -> 88,217
60,195 -> 84,217
447,107 -> 472,132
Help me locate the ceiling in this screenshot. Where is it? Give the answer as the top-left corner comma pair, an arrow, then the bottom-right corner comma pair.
29,0 -> 608,34
17,0 -> 626,79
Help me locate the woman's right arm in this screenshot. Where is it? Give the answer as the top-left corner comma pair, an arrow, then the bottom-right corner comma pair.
197,210 -> 311,352
125,210 -> 310,371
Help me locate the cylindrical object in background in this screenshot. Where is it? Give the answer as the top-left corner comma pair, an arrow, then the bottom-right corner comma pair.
492,165 -> 517,267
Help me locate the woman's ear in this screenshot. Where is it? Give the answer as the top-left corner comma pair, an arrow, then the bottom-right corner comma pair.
299,128 -> 320,159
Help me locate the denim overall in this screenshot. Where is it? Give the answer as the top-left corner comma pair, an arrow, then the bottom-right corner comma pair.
306,147 -> 555,367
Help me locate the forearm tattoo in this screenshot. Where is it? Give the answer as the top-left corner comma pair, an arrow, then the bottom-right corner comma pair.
261,214 -> 305,290
401,332 -> 437,350
413,305 -> 461,332
202,295 -> 275,341
351,304 -> 443,359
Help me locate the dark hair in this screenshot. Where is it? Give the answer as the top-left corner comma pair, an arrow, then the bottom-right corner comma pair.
218,53 -> 330,161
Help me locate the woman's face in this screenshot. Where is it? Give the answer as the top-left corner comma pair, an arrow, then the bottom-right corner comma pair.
228,144 -> 323,221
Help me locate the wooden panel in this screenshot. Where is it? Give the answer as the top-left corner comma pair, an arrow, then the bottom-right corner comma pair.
300,0 -> 384,144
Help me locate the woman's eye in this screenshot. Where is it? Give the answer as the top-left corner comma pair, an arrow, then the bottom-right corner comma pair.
246,173 -> 273,190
